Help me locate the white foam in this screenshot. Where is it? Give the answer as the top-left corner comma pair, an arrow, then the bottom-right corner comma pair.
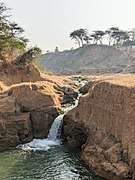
18,94 -> 82,152
18,114 -> 64,151
18,139 -> 61,151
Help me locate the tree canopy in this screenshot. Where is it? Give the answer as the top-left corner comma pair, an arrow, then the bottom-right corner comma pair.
70,27 -> 135,49
70,29 -> 90,47
0,2 -> 28,62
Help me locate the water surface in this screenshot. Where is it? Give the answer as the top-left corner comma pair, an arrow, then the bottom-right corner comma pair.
0,145 -> 103,180
0,93 -> 104,180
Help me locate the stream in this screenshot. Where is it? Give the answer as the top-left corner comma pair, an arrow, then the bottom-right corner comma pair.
0,92 -> 104,180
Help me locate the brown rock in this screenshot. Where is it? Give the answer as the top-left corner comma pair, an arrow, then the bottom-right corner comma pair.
0,63 -> 43,86
10,82 -> 61,111
31,106 -> 59,138
63,115 -> 87,148
0,94 -> 20,114
63,74 -> 135,179
79,76 -> 105,94
0,113 -> 33,151
42,73 -> 78,104
105,143 -> 122,163
0,81 -> 8,92
0,63 -> 78,151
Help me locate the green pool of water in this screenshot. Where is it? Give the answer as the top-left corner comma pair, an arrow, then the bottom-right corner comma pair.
0,145 -> 103,180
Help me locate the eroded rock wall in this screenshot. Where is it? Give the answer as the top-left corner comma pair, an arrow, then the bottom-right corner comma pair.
0,63 -> 43,86
0,82 -> 60,150
63,75 -> 135,180
0,63 -> 78,151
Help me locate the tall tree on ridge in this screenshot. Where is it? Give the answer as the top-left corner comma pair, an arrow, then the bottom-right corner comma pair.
91,30 -> 105,44
70,28 -> 89,47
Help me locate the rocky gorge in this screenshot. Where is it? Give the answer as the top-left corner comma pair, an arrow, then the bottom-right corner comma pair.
63,75 -> 135,180
1,61 -> 135,180
0,62 -> 78,151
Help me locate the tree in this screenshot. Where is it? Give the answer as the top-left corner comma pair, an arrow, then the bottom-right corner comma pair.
105,27 -> 129,46
77,28 -> 89,46
69,27 -> 135,49
70,30 -> 81,47
15,46 -> 42,65
0,2 -> 28,62
123,29 -> 135,49
83,35 -> 92,45
91,30 -> 105,44
105,29 -> 113,45
105,27 -> 120,45
70,28 -> 89,47
123,40 -> 135,48
128,29 -> 135,41
111,29 -> 129,46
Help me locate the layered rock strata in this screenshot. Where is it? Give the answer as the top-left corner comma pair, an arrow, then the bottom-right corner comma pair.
0,83 -> 60,151
0,63 -> 78,151
63,75 -> 135,180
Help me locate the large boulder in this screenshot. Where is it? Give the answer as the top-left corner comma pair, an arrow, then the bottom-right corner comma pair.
0,63 -> 43,86
0,62 -> 78,103
10,82 -> 61,111
31,106 -> 59,138
0,113 -> 33,151
79,76 -> 104,94
41,73 -> 78,103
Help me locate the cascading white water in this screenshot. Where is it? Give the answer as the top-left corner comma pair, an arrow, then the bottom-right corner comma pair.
16,73 -> 86,152
18,98 -> 80,151
47,96 -> 82,141
47,114 -> 64,140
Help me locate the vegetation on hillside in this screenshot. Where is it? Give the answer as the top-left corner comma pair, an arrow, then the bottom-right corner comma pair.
0,2 -> 28,62
14,46 -> 41,65
0,2 -> 43,69
70,28 -> 135,49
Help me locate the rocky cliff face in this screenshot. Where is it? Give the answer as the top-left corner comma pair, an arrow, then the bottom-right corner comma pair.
63,75 -> 135,180
0,63 -> 78,151
0,82 -> 61,151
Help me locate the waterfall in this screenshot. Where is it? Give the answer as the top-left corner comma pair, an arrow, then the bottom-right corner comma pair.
18,90 -> 83,151
47,114 -> 64,140
18,101 -> 78,151
18,114 -> 65,151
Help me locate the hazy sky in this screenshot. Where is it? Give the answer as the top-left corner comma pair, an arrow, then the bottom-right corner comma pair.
3,0 -> 135,52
